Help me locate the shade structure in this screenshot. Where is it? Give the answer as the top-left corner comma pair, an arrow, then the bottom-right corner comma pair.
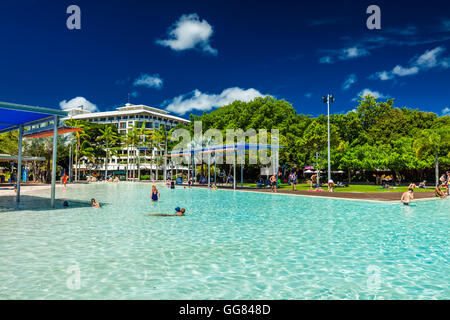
0,154 -> 45,162
0,101 -> 68,208
0,101 -> 67,134
164,142 -> 282,190
24,126 -> 82,139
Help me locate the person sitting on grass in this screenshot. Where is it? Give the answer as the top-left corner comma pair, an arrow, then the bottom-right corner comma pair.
418,181 -> 426,188
401,188 -> 414,205
91,198 -> 100,208
434,186 -> 446,199
408,182 -> 418,189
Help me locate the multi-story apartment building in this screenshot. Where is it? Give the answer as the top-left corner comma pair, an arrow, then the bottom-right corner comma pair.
64,103 -> 190,179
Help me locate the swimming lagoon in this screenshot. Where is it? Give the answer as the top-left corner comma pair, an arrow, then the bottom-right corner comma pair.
0,183 -> 448,299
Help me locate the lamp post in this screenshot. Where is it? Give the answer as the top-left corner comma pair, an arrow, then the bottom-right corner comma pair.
322,94 -> 335,182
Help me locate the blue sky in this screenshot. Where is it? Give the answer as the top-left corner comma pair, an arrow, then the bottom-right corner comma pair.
0,0 -> 449,118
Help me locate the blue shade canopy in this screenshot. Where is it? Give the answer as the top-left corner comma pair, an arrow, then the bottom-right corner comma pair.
0,101 -> 67,133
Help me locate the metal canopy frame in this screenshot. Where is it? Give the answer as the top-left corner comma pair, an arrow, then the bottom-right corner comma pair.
0,101 -> 68,207
164,143 -> 282,190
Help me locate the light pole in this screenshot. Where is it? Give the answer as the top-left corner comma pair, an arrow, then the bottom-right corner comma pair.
322,94 -> 335,182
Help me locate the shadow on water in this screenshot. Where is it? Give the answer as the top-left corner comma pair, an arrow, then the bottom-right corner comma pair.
0,195 -> 102,213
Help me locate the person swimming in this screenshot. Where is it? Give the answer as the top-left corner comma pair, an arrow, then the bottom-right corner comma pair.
91,198 -> 100,208
151,185 -> 159,201
148,207 -> 186,216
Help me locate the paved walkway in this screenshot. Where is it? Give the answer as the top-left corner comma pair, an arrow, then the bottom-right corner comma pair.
185,184 -> 437,202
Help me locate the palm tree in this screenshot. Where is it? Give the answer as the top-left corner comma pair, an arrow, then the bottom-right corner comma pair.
413,128 -> 450,186
135,122 -> 148,181
65,119 -> 87,182
152,128 -> 166,181
125,126 -> 140,180
79,140 -> 95,177
96,126 -> 119,181
142,128 -> 156,180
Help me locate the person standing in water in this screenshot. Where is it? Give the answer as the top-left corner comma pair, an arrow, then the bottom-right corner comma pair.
151,185 -> 160,201
401,188 -> 414,205
270,174 -> 277,193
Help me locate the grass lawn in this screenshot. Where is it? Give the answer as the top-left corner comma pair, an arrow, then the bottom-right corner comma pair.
242,183 -> 437,193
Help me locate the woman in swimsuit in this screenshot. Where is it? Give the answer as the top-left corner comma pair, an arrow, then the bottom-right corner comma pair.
151,185 -> 160,201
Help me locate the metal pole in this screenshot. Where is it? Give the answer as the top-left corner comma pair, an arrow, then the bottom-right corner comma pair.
16,124 -> 23,203
69,142 -> 72,182
187,154 -> 190,183
327,94 -> 331,182
192,152 -> 196,184
208,154 -> 211,188
233,150 -> 236,190
240,150 -> 243,188
164,128 -> 167,183
51,115 -> 58,208
214,154 -> 217,184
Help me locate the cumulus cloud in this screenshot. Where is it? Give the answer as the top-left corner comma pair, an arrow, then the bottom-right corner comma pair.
319,47 -> 369,64
163,87 -> 265,115
156,14 -> 217,55
59,97 -> 98,112
133,73 -> 163,89
372,46 -> 450,80
353,88 -> 389,101
442,107 -> 450,116
342,74 -> 358,90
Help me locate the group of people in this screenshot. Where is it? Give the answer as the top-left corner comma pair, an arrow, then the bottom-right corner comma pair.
150,184 -> 186,216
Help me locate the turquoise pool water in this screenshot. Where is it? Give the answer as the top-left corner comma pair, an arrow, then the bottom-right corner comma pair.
0,183 -> 448,299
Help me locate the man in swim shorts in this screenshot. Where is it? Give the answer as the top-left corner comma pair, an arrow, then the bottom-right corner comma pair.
401,188 -> 414,205
270,174 -> 277,193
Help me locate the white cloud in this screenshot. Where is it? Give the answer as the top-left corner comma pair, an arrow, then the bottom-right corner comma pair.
372,46 -> 450,80
133,73 -> 163,89
59,97 -> 98,112
319,56 -> 333,64
342,74 -> 357,90
353,88 -> 389,101
341,47 -> 369,59
156,14 -> 217,55
164,87 -> 265,115
391,65 -> 419,76
130,91 -> 139,98
442,107 -> 450,116
415,46 -> 446,68
319,46 -> 369,64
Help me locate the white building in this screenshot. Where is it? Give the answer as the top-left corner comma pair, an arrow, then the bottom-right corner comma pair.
64,103 -> 190,179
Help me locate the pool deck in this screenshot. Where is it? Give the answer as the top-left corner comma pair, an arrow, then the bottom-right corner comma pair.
184,184 -> 437,202
244,188 -> 436,202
